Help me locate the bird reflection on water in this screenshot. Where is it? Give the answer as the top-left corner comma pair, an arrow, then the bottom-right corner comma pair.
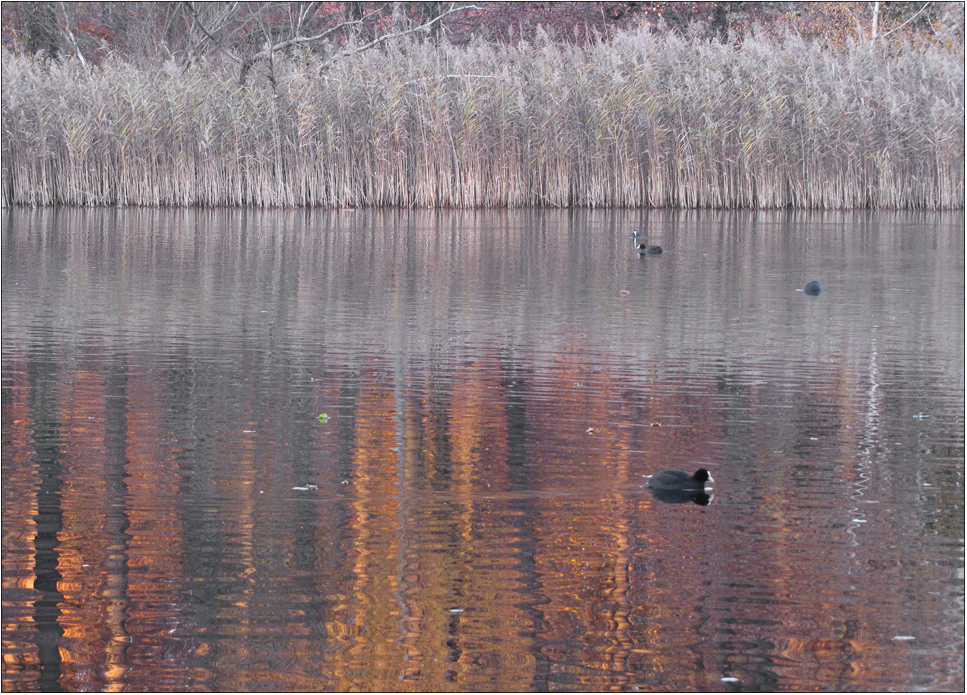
648,488 -> 713,506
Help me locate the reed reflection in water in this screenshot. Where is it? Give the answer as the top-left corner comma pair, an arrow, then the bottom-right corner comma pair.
2,208 -> 964,692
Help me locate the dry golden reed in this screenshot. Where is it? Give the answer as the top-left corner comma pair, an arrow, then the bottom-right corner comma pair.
2,27 -> 963,209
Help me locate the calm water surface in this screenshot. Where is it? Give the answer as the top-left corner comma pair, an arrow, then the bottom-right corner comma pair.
2,208 -> 964,692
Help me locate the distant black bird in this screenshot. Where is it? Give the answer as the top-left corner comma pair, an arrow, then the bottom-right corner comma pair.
637,243 -> 663,255
803,281 -> 821,296
647,468 -> 713,491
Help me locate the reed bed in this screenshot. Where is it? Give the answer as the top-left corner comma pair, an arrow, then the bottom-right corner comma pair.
2,27 -> 963,208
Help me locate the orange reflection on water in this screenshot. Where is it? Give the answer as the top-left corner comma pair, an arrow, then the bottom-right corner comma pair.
2,344 -> 963,692
2,368 -> 42,688
325,364 -> 407,687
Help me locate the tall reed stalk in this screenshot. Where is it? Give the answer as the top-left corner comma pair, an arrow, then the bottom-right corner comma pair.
2,27 -> 963,208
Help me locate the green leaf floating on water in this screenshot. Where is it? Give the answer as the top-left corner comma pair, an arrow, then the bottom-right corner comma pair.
317,413 -> 329,423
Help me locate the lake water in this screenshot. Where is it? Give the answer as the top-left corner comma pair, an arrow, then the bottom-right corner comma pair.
2,208 -> 964,692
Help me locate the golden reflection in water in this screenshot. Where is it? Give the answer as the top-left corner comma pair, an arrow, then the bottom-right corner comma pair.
2,342 -> 959,691
328,365 -> 407,687
122,376 -> 194,690
3,342 -> 962,691
440,355 -> 538,690
2,369 -> 41,685
55,371 -> 116,691
2,205 -> 964,692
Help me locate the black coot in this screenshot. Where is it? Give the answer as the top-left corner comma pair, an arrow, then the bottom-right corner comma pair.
647,468 -> 713,491
638,243 -> 663,255
803,281 -> 821,296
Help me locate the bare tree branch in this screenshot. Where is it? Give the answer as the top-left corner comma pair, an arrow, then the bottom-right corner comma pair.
237,5 -> 385,84
185,1 -> 241,57
321,3 -> 481,67
880,1 -> 934,39
185,2 -> 223,46
57,2 -> 88,69
297,2 -> 321,36
182,2 -> 480,86
258,5 -> 386,56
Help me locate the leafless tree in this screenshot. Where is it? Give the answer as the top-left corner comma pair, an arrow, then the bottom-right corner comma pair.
181,1 -> 478,86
